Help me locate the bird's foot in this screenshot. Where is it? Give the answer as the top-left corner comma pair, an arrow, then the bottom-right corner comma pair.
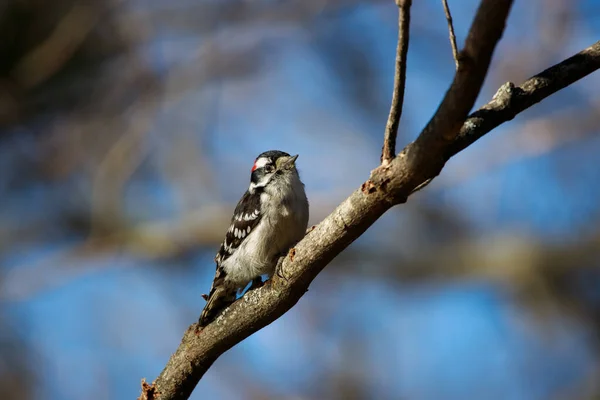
248,276 -> 264,291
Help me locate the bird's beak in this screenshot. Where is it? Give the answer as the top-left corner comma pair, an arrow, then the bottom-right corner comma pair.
278,154 -> 299,170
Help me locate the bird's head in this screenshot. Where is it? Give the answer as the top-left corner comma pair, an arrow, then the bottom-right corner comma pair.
249,150 -> 299,193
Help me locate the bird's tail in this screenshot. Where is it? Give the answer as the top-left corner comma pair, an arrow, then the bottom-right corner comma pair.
199,285 -> 236,327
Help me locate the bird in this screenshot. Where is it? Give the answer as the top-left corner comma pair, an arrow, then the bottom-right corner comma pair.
199,150 -> 309,327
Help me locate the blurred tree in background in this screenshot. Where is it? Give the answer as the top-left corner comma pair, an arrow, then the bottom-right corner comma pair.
1,0 -> 599,399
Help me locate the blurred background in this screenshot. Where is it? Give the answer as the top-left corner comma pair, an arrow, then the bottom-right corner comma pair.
1,0 -> 600,399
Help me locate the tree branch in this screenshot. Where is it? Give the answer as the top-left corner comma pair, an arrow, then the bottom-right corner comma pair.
442,0 -> 460,69
140,12 -> 600,400
419,0 -> 512,147
446,40 -> 600,158
381,0 -> 412,165
389,0 -> 513,194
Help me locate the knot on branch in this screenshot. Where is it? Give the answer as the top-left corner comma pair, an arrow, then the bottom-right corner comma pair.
363,161 -> 396,196
138,379 -> 158,400
361,173 -> 406,205
490,81 -> 521,109
361,180 -> 378,195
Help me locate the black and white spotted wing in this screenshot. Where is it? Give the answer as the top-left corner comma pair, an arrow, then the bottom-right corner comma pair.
199,191 -> 262,326
214,190 -> 262,266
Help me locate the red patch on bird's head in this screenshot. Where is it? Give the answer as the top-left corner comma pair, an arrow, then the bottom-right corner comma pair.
251,156 -> 269,173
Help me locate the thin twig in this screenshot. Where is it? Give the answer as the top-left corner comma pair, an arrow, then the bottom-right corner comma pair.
442,0 -> 460,69
381,0 -> 412,165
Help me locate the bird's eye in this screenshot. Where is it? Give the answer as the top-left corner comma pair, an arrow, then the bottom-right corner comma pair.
265,164 -> 275,173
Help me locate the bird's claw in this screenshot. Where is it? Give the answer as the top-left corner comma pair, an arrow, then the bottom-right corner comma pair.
248,276 -> 264,291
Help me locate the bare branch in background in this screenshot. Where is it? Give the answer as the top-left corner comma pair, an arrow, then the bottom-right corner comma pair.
11,4 -> 101,89
442,0 -> 460,70
90,102 -> 157,236
381,0 -> 412,165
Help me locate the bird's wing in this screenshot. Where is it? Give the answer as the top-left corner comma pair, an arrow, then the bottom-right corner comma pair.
214,190 -> 263,266
199,190 -> 263,326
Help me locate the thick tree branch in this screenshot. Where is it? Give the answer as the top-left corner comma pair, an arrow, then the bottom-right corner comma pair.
381,0 -> 412,165
442,0 -> 460,69
140,14 -> 600,400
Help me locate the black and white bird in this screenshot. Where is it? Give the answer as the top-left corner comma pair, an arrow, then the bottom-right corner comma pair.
199,150 -> 309,327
